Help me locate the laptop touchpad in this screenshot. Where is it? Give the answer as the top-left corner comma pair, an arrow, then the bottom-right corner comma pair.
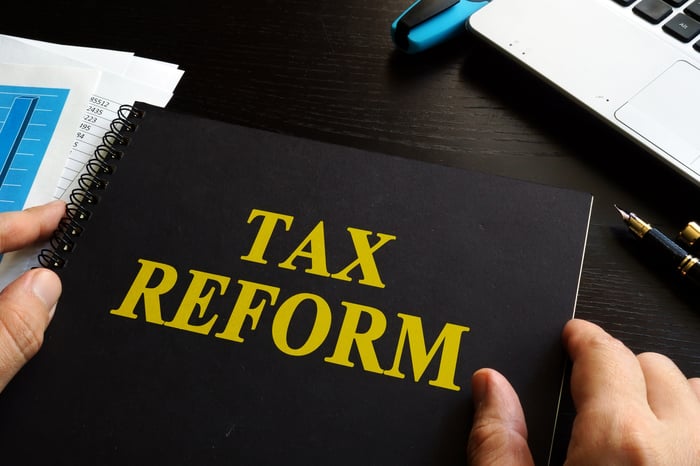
615,60 -> 700,172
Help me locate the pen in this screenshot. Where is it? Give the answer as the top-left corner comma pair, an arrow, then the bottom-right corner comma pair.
391,0 -> 490,54
615,206 -> 700,284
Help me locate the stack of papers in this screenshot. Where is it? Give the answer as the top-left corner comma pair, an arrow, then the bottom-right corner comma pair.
0,34 -> 184,285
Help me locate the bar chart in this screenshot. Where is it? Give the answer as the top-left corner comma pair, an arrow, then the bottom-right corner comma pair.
0,86 -> 69,212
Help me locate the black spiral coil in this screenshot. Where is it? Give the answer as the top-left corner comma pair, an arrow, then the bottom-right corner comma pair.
38,104 -> 144,269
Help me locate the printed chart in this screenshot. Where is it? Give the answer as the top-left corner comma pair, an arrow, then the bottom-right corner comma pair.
0,85 -> 69,212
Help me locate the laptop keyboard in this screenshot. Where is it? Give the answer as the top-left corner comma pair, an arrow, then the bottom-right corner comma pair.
614,0 -> 700,51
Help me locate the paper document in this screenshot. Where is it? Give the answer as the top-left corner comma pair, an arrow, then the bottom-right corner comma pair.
0,35 -> 183,288
0,63 -> 100,210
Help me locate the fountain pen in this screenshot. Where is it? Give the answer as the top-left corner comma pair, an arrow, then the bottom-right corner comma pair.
615,206 -> 700,284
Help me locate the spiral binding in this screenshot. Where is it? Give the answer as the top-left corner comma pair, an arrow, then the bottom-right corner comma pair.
38,104 -> 145,269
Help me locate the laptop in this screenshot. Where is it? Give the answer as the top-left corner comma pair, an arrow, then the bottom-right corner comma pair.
468,0 -> 700,187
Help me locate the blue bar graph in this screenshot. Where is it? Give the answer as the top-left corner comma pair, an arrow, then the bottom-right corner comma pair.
0,96 -> 38,187
0,86 -> 70,212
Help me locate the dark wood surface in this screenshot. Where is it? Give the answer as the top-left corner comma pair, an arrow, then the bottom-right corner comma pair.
3,0 -> 699,459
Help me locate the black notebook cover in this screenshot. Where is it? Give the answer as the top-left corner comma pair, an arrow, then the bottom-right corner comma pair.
0,103 -> 592,465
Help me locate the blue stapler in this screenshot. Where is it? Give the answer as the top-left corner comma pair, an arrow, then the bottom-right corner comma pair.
391,0 -> 490,54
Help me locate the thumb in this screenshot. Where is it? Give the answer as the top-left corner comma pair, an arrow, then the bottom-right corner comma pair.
0,268 -> 61,392
467,368 -> 535,466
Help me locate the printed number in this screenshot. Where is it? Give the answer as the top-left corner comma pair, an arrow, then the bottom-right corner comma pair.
83,115 -> 98,123
87,106 -> 103,115
90,96 -> 110,108
76,132 -> 85,140
80,123 -> 91,131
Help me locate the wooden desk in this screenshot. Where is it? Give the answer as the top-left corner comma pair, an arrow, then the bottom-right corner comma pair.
2,0 -> 698,460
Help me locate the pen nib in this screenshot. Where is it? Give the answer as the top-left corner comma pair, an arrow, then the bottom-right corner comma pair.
614,204 -> 630,222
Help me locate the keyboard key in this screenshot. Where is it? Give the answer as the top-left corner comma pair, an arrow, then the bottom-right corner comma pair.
664,0 -> 690,6
663,13 -> 700,41
695,39 -> 700,50
686,0 -> 700,20
635,0 -> 673,23
613,0 -> 636,6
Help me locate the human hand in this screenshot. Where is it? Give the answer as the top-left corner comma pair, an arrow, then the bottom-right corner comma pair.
467,318 -> 700,465
562,318 -> 700,464
0,201 -> 64,392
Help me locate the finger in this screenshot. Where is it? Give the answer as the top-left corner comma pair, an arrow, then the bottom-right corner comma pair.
0,268 -> 61,392
562,319 -> 649,415
637,352 -> 700,420
0,200 -> 65,253
467,368 -> 534,466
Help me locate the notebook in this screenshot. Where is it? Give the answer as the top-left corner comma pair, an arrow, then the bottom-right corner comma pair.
468,0 -> 700,187
0,103 -> 592,465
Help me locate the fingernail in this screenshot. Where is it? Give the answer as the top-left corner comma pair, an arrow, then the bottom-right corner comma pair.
30,269 -> 62,319
45,199 -> 65,207
471,369 -> 489,407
